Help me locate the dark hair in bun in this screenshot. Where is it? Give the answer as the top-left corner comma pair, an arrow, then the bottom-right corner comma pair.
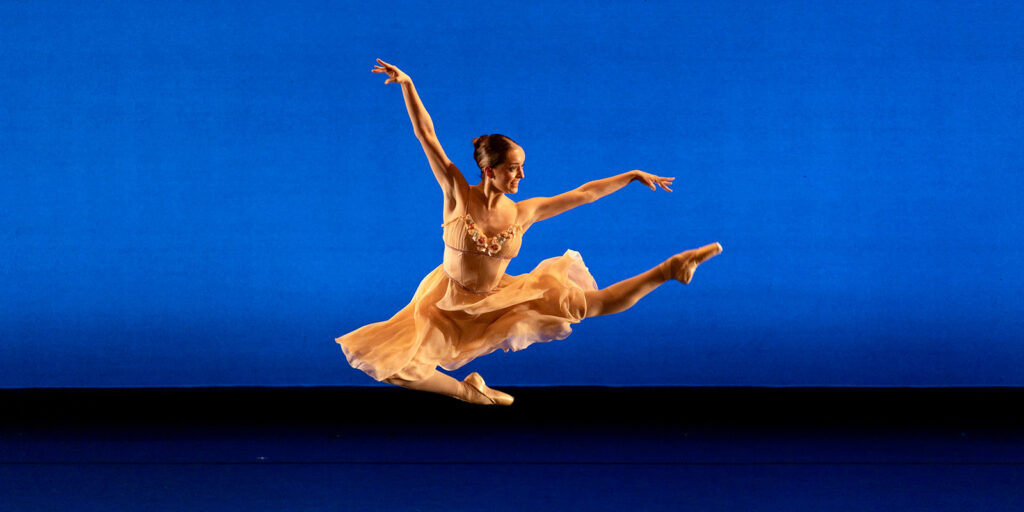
473,134 -> 520,179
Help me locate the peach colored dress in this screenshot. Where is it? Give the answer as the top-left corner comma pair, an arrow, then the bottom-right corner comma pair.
335,209 -> 598,382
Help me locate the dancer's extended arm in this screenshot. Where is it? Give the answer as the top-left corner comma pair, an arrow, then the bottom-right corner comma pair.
518,170 -> 673,224
372,59 -> 468,197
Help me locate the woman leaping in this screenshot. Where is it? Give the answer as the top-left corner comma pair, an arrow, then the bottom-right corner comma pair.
335,59 -> 722,405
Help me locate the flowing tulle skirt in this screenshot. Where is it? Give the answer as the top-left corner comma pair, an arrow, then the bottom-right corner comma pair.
336,249 -> 598,382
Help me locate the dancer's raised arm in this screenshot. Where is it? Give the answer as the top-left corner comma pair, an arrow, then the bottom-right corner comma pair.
518,170 -> 673,224
372,58 -> 468,198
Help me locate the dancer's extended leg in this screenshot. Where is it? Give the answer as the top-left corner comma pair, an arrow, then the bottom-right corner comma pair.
584,242 -> 722,318
383,370 -> 513,406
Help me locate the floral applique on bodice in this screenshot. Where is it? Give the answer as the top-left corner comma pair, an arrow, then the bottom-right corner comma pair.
442,213 -> 524,259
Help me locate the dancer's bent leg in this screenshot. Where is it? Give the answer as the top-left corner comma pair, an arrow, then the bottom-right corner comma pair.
584,242 -> 722,318
384,370 -> 476,402
383,370 -> 511,406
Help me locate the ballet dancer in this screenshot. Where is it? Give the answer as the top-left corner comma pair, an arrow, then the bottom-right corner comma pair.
336,59 -> 722,405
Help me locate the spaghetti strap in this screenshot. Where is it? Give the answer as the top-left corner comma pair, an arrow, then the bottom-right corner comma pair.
441,215 -> 466,227
442,202 -> 470,227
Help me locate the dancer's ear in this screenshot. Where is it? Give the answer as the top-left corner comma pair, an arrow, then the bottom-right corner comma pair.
484,166 -> 494,180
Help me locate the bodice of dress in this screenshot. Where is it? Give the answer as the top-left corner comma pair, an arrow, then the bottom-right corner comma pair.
442,213 -> 524,259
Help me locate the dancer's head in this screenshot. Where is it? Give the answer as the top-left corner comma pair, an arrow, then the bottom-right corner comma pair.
473,134 -> 524,194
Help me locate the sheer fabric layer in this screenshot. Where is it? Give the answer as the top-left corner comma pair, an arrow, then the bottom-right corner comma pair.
336,249 -> 597,382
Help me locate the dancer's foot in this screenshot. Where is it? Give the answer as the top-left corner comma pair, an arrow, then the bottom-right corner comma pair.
460,372 -> 514,406
660,242 -> 723,284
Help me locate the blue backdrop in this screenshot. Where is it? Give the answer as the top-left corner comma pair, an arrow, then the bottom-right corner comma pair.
2,0 -> 1021,388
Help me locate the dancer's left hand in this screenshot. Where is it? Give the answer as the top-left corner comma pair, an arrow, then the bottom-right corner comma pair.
632,170 -> 674,192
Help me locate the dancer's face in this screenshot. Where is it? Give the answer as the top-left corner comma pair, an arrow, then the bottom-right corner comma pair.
487,147 -> 525,194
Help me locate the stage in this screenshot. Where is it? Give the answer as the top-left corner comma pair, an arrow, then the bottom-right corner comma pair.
2,387 -> 1022,510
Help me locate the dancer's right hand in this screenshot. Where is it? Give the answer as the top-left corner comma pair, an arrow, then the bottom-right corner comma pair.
372,58 -> 411,85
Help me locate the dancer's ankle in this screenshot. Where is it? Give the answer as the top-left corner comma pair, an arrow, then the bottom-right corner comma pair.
658,259 -> 674,282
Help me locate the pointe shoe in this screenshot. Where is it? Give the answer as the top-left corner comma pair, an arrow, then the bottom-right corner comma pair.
463,372 -> 514,406
661,242 -> 723,284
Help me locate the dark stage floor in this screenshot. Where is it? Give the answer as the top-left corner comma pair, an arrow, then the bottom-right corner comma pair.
2,387 -> 1023,510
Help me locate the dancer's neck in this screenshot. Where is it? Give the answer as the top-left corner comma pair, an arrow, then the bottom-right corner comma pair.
474,182 -> 505,210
